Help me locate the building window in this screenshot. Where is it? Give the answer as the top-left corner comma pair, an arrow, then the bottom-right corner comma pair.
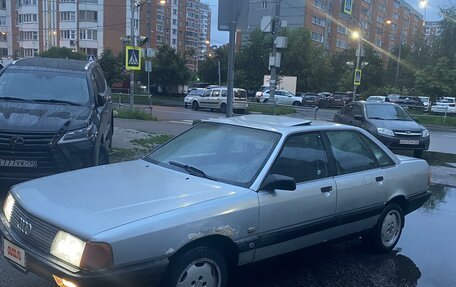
337,25 -> 348,35
311,31 -> 323,43
0,33 -> 7,41
393,0 -> 400,8
312,16 -> 325,27
261,1 -> 267,9
313,0 -> 326,10
0,16 -> 6,25
18,14 -> 38,23
375,39 -> 383,47
157,24 -> 164,32
378,4 -> 386,12
19,31 -> 38,40
23,48 -> 38,57
60,30 -> 76,40
0,48 -> 7,56
336,39 -> 347,49
60,11 -> 76,21
17,0 -> 37,6
172,28 -> 177,35
377,15 -> 384,23
376,27 -> 383,35
79,10 -> 98,22
0,0 -> 6,9
79,29 -> 97,40
172,39 -> 176,45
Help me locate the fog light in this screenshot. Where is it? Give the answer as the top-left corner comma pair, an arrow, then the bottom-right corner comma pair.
53,275 -> 79,287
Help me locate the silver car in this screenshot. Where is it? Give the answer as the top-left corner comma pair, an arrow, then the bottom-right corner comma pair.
1,115 -> 431,287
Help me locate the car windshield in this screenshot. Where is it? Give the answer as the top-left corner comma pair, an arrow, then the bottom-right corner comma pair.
0,69 -> 89,105
145,122 -> 281,187
366,96 -> 384,101
366,104 -> 413,121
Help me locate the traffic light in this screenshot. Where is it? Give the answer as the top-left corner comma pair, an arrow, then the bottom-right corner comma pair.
136,36 -> 149,47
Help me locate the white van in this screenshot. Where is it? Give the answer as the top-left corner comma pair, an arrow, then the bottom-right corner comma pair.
191,87 -> 249,113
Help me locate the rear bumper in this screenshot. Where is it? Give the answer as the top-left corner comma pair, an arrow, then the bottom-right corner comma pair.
0,216 -> 168,287
405,190 -> 432,215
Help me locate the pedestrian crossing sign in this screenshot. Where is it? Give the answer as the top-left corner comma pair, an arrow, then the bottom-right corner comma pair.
125,46 -> 142,71
354,69 -> 362,86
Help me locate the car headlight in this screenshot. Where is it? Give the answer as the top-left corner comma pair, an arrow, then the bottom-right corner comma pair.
59,123 -> 97,143
50,231 -> 113,270
3,192 -> 15,223
422,129 -> 430,137
377,127 -> 395,136
51,231 -> 86,267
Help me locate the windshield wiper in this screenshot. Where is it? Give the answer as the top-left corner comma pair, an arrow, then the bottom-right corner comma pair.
168,161 -> 216,181
368,117 -> 385,120
0,96 -> 32,102
32,99 -> 82,106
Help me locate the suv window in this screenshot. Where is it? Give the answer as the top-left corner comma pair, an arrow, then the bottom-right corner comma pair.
212,90 -> 220,97
94,68 -> 106,93
202,90 -> 211,97
352,105 -> 363,116
270,133 -> 329,183
326,131 -> 379,175
221,90 -> 227,97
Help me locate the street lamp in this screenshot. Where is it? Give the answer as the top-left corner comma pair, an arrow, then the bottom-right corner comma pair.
420,0 -> 427,26
351,30 -> 362,99
159,0 -> 166,5
386,20 -> 403,86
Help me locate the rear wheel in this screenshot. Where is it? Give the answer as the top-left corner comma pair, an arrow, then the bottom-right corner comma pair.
292,101 -> 301,106
162,246 -> 228,287
220,103 -> 226,113
192,101 -> 199,111
364,203 -> 403,252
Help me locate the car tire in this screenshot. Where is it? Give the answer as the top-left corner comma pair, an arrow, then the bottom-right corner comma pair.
413,150 -> 424,158
162,246 -> 228,287
263,99 -> 268,104
192,101 -> 199,111
292,101 -> 301,106
220,103 -> 226,113
184,103 -> 188,109
365,203 -> 403,253
98,146 -> 110,166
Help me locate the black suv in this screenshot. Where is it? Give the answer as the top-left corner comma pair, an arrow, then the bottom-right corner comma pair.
0,57 -> 113,186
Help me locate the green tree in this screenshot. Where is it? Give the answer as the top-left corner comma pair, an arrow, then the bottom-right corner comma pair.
97,49 -> 122,86
414,57 -> 456,100
40,47 -> 87,60
198,45 -> 228,85
438,6 -> 456,68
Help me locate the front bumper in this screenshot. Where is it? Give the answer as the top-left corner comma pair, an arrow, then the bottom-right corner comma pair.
375,134 -> 430,151
0,215 -> 168,287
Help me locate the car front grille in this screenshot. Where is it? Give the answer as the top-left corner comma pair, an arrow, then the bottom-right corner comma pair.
0,131 -> 67,179
393,130 -> 422,137
9,202 -> 59,253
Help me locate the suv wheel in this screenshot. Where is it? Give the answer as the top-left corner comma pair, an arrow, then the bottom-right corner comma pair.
364,203 -> 403,252
192,101 -> 199,111
163,246 -> 228,287
98,146 -> 110,165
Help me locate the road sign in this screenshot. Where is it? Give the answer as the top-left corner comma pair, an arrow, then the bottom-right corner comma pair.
125,46 -> 142,71
344,0 -> 353,14
218,0 -> 249,31
145,61 -> 152,72
88,55 -> 96,62
354,69 -> 362,86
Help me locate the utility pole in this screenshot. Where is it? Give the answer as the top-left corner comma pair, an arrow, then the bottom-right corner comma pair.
395,35 -> 402,86
269,0 -> 281,104
353,38 -> 361,99
129,0 -> 136,110
147,0 -> 152,97
226,0 -> 237,118
218,60 -> 221,86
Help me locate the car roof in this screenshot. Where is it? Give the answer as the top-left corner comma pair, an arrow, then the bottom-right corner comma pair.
9,57 -> 95,72
207,87 -> 246,91
206,115 -> 356,134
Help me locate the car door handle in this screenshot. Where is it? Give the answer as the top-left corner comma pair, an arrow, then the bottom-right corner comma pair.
321,186 -> 333,193
376,176 -> 384,182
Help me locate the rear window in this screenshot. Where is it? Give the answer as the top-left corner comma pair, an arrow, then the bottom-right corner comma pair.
0,69 -> 89,105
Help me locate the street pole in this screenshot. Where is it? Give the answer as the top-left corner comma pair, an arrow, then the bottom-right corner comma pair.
395,36 -> 402,86
226,22 -> 236,118
129,0 -> 136,110
147,0 -> 152,97
353,38 -> 361,99
269,0 -> 281,106
218,60 -> 221,86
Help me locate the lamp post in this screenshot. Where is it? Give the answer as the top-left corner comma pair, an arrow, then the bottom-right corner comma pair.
420,0 -> 428,26
352,31 -> 361,99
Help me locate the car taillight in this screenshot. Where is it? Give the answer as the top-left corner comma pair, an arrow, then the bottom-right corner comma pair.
80,242 -> 113,270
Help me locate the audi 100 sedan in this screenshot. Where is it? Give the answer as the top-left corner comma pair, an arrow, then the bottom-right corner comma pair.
1,115 -> 431,287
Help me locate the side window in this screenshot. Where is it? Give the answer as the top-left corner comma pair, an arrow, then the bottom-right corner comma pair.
326,131 -> 379,175
360,133 -> 395,167
212,90 -> 220,97
221,90 -> 227,97
90,73 -> 99,98
94,69 -> 106,92
352,105 -> 363,116
202,91 -> 211,97
270,133 -> 329,183
342,105 -> 353,115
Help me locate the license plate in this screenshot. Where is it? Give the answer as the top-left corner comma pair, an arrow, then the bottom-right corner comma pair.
0,159 -> 38,168
3,239 -> 26,269
399,140 -> 419,145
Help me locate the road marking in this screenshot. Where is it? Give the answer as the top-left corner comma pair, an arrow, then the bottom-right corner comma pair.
168,120 -> 194,125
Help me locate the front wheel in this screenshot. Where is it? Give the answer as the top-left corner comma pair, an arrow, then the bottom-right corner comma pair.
192,101 -> 199,111
364,203 -> 403,252
162,246 -> 228,287
292,101 -> 301,106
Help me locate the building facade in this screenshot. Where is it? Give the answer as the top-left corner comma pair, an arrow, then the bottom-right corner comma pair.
244,0 -> 423,56
424,20 -> 442,40
198,3 -> 210,60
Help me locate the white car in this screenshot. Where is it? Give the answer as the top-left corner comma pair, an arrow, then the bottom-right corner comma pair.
431,97 -> 456,114
190,87 -> 248,113
184,89 -> 206,108
259,89 -> 302,106
366,96 -> 387,102
419,97 -> 430,112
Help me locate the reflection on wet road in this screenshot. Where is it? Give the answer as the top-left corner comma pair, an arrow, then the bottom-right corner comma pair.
232,184 -> 456,287
0,185 -> 455,287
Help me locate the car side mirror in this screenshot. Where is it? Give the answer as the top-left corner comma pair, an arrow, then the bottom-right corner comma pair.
354,114 -> 364,121
97,92 -> 106,106
261,174 -> 296,191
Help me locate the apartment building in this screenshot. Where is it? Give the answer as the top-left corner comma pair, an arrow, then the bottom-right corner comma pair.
139,0 -> 211,71
244,0 -> 423,56
0,0 -> 13,60
424,20 -> 442,39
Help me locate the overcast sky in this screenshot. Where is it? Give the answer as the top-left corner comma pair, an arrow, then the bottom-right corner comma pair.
206,0 -> 450,46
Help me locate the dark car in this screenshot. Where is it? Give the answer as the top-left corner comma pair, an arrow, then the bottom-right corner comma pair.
0,57 -> 113,186
301,93 -> 326,107
395,96 -> 424,110
326,92 -> 354,108
334,102 -> 430,158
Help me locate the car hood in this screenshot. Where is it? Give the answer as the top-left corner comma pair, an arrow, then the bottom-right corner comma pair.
0,101 -> 91,132
369,119 -> 423,131
11,160 -> 240,239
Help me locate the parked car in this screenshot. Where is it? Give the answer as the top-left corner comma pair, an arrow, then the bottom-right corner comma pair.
325,92 -> 354,108
255,85 -> 269,102
334,102 -> 430,158
419,96 -> 431,112
430,97 -> 456,114
366,96 -> 387,102
395,96 -> 424,110
0,57 -> 113,187
386,94 -> 401,103
301,93 -> 327,107
258,89 -> 302,106
1,115 -> 431,287
184,89 -> 206,108
190,87 -> 248,113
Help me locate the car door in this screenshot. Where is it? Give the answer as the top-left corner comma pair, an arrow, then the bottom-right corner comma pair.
347,104 -> 365,128
209,89 -> 221,109
274,91 -> 288,105
199,90 -> 212,108
93,68 -> 111,147
256,132 -> 337,261
325,130 -> 387,233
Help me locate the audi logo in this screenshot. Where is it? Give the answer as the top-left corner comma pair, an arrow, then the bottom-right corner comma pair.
16,217 -> 32,236
10,136 -> 25,146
